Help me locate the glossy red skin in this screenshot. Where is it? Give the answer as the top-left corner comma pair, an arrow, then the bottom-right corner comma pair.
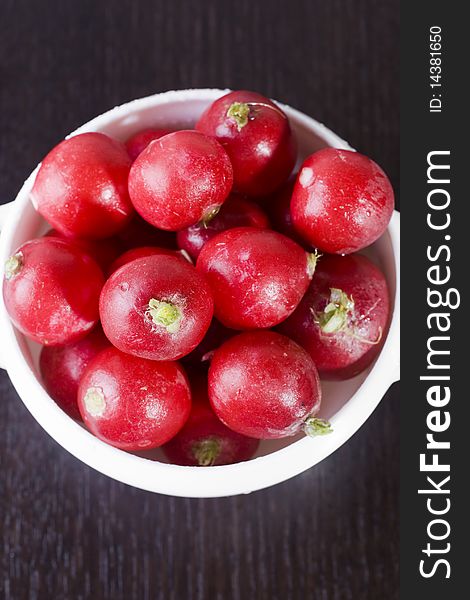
196,90 -> 297,197
117,214 -> 177,250
125,128 -> 173,161
162,376 -> 259,466
278,254 -> 390,379
290,148 -> 394,254
196,227 -> 313,329
39,327 -> 110,420
100,254 -> 214,360
182,318 -> 234,369
209,331 -> 321,439
128,130 -> 233,231
46,229 -> 122,271
107,246 -> 189,276
31,132 -> 134,239
78,347 -> 191,450
3,238 -> 104,345
176,195 -> 269,260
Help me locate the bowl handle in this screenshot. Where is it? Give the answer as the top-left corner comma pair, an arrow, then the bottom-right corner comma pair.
0,201 -> 14,369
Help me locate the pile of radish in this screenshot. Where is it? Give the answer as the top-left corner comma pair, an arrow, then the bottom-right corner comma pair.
2,90 -> 394,467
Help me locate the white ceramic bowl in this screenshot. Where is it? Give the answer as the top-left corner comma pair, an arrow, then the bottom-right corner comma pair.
0,89 -> 400,498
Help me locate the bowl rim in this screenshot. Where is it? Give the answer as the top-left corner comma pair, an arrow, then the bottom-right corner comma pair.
0,88 -> 400,498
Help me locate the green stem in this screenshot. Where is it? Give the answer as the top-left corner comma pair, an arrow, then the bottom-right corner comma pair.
83,387 -> 106,417
315,288 -> 354,334
304,417 -> 333,437
226,102 -> 250,130
201,205 -> 221,227
147,299 -> 182,333
192,438 -> 221,466
4,252 -> 23,280
307,250 -> 321,278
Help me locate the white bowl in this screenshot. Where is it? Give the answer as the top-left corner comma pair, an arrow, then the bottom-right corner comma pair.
0,89 -> 400,498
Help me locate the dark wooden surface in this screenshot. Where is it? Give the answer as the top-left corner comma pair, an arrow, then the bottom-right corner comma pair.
0,1 -> 399,598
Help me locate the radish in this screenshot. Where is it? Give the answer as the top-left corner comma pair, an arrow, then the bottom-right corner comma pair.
278,253 -> 390,379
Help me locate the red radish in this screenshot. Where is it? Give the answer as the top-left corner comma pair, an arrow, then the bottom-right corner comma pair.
3,238 -> 103,345
39,327 -> 110,420
162,375 -> 259,466
278,254 -> 390,379
100,254 -> 213,361
290,148 -> 394,254
46,229 -> 122,271
78,347 -> 191,450
196,90 -> 297,197
208,331 -> 326,439
31,132 -> 134,239
118,214 -> 177,250
107,246 -> 189,276
125,128 -> 173,161
177,194 -> 270,260
182,318 -> 234,369
262,178 -> 306,246
196,227 -> 317,329
128,130 -> 233,231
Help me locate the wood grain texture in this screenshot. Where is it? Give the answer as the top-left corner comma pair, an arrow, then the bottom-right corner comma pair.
0,1 -> 399,598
